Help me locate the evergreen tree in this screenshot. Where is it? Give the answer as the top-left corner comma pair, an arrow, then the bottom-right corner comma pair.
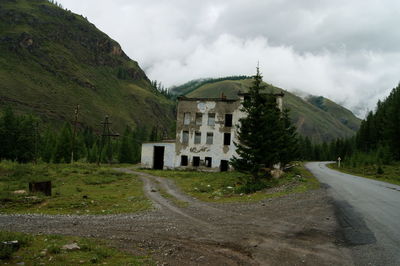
118,126 -> 134,163
278,109 -> 299,166
230,67 -> 297,180
53,123 -> 72,163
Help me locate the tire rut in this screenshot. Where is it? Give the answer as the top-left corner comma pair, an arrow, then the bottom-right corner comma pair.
115,168 -> 214,230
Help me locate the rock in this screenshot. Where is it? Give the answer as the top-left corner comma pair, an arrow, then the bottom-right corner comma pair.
271,169 -> 284,179
62,243 -> 80,251
151,189 -> 157,192
13,190 -> 27,195
16,262 -> 25,265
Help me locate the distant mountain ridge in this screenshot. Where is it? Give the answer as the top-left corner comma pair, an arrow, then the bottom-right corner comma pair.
171,77 -> 361,142
0,0 -> 175,133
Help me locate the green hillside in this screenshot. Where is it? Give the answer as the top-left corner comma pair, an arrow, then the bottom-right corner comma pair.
0,0 -> 175,133
176,78 -> 361,142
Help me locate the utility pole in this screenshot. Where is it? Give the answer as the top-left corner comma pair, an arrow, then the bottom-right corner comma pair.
97,116 -> 119,165
34,121 -> 39,164
71,104 -> 80,163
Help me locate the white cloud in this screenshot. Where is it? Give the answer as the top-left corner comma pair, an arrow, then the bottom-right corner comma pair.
58,0 -> 400,117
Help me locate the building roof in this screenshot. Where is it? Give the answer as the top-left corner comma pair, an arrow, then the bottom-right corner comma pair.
237,90 -> 285,97
177,96 -> 238,102
142,139 -> 176,144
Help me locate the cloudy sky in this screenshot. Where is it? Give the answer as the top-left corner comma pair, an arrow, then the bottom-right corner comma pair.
58,0 -> 400,117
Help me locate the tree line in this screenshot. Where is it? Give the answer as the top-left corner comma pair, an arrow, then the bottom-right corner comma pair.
0,107 -> 163,164
298,83 -> 400,168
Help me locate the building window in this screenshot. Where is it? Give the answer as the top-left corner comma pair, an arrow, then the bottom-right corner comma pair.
184,113 -> 191,125
224,133 -> 231,145
205,157 -> 212,168
182,131 -> 189,144
225,114 -> 233,127
220,160 -> 229,172
193,156 -> 200,167
208,113 -> 215,126
194,132 -> 201,144
206,132 -> 213,144
181,155 -> 188,166
195,113 -> 202,125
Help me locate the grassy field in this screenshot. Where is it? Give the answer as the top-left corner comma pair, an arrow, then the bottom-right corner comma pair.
0,162 -> 151,215
0,230 -> 151,265
328,162 -> 400,186
140,163 -> 320,203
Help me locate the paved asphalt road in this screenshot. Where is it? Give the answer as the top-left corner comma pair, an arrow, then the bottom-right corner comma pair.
306,162 -> 400,266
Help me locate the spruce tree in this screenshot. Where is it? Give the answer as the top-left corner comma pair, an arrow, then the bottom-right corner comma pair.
118,126 -> 134,163
53,123 -> 72,163
230,67 -> 297,180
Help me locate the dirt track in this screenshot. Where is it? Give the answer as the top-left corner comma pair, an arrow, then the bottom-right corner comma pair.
0,169 -> 354,265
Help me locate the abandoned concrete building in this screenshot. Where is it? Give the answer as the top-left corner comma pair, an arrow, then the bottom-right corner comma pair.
141,92 -> 284,172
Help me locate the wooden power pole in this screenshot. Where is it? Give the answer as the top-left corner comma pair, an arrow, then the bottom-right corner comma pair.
97,115 -> 119,165
71,104 -> 80,163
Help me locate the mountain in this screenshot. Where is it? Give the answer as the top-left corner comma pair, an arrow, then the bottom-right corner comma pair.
0,0 -> 175,134
171,77 -> 361,142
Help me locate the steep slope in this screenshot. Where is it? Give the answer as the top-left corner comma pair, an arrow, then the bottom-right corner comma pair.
173,78 -> 361,142
0,0 -> 174,133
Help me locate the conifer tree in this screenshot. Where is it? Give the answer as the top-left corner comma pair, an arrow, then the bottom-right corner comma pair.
53,123 -> 72,163
118,126 -> 134,163
230,67 -> 298,180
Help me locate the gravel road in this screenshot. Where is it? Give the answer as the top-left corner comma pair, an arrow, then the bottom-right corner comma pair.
306,162 -> 400,266
0,168 -> 353,265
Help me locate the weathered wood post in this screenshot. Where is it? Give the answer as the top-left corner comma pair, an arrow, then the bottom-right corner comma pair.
337,157 -> 341,168
29,181 -> 52,196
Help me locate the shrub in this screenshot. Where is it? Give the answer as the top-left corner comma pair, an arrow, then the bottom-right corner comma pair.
47,244 -> 61,254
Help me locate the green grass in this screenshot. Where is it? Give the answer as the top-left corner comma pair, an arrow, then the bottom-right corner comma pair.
139,163 -> 319,203
0,231 -> 151,265
327,162 -> 400,186
157,186 -> 189,208
0,162 -> 151,215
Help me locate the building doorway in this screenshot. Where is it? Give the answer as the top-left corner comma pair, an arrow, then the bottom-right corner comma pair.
220,160 -> 229,172
153,146 -> 165,169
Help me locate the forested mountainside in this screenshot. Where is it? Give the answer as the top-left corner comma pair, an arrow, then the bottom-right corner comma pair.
0,0 -> 175,134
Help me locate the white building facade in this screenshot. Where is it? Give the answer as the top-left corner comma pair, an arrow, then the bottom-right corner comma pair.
141,93 -> 283,171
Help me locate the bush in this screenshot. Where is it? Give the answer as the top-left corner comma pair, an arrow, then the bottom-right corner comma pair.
235,181 -> 269,194
0,243 -> 14,259
376,165 -> 384,175
0,231 -> 32,259
47,244 -> 61,254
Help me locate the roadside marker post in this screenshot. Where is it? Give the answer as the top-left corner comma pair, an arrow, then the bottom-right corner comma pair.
338,157 -> 341,168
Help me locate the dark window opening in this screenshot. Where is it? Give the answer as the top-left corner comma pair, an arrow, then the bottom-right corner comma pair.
206,132 -> 213,144
194,132 -> 201,144
225,114 -> 233,127
208,113 -> 215,126
153,146 -> 165,170
224,133 -> 231,145
182,131 -> 189,144
193,156 -> 200,167
183,113 -> 191,125
220,160 -> 229,172
205,157 -> 212,168
195,113 -> 202,125
181,155 -> 188,166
